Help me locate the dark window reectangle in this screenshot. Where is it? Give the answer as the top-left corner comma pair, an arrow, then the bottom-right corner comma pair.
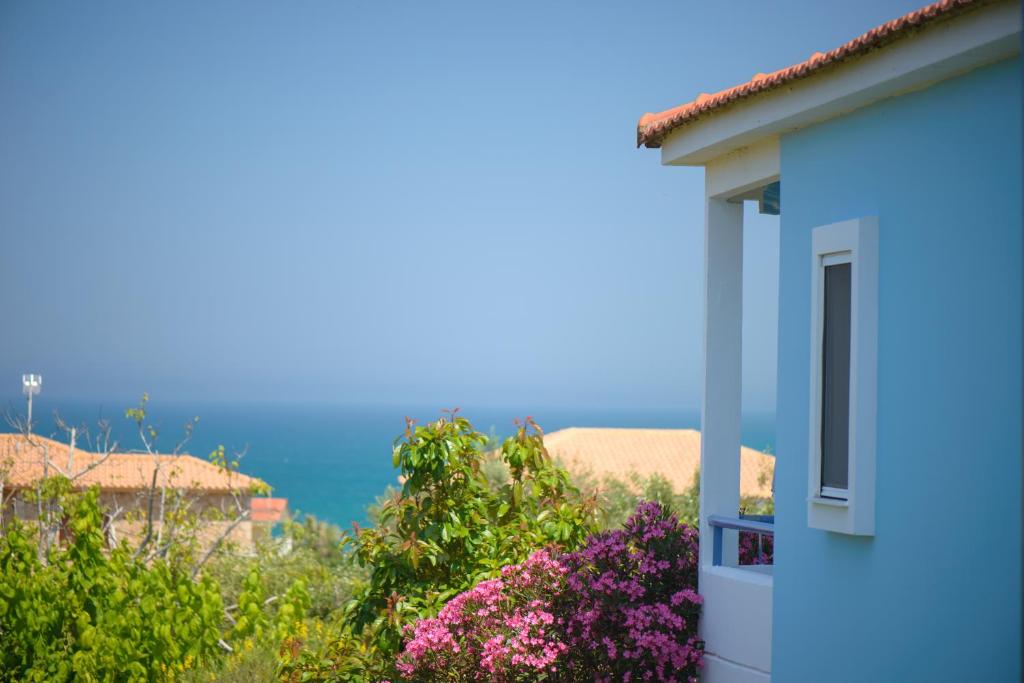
820,260 -> 851,496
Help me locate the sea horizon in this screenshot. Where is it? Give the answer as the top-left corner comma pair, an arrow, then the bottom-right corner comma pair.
1,396 -> 776,529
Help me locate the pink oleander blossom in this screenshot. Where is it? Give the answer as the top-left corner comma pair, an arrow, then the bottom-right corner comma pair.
395,550 -> 569,682
395,502 -> 704,682
739,529 -> 774,566
557,501 -> 704,682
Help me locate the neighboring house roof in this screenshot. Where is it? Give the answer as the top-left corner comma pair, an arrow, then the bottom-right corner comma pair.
637,0 -> 993,149
544,427 -> 774,499
250,497 -> 289,523
0,433 -> 263,493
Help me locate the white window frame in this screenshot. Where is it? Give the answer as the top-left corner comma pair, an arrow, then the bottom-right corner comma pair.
807,217 -> 878,536
817,250 -> 853,502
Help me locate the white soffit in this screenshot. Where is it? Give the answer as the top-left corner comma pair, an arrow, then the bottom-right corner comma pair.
705,138 -> 780,200
661,2 -> 1021,166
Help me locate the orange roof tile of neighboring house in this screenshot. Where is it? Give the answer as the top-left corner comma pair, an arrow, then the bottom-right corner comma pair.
637,0 -> 993,148
251,497 -> 289,523
544,427 -> 774,499
0,433 -> 263,493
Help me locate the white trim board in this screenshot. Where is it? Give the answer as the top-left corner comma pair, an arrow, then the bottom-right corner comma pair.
807,217 -> 878,536
660,1 -> 1021,166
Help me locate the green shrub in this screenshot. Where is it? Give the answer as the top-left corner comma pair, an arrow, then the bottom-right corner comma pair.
573,468 -> 700,531
0,483 -> 349,682
0,487 -> 225,682
203,511 -> 366,628
1,411 -> 605,681
284,412 -> 597,680
231,567 -> 270,643
578,466 -> 773,532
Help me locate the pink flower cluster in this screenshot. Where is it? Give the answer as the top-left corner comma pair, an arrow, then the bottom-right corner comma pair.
558,502 -> 704,682
739,530 -> 774,566
395,502 -> 705,682
395,550 -> 568,681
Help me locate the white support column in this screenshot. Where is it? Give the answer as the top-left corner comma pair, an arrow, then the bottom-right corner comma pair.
696,143 -> 777,683
699,196 -> 743,569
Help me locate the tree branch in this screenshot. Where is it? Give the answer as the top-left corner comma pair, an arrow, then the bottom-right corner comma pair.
191,508 -> 250,579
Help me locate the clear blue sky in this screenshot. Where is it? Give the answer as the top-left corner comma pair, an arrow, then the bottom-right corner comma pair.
0,0 -> 921,412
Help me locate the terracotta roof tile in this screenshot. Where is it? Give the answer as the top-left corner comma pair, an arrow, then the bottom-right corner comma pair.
0,433 -> 263,493
544,427 -> 773,499
250,497 -> 289,522
637,0 -> 995,148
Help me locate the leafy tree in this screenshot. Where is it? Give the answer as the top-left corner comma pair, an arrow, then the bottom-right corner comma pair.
287,412 -> 597,679
575,469 -> 700,531
0,487 -> 224,682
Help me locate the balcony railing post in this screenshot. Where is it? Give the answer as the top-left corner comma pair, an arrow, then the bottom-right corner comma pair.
708,514 -> 774,567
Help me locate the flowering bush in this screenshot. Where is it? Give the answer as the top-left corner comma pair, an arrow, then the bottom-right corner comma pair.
739,530 -> 774,566
340,413 -> 595,666
394,502 -> 704,682
559,501 -> 703,682
395,550 -> 568,681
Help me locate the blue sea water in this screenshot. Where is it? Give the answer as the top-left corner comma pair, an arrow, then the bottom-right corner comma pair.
3,398 -> 775,529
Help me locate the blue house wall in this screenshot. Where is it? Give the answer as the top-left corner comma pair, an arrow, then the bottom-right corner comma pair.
773,57 -> 1021,681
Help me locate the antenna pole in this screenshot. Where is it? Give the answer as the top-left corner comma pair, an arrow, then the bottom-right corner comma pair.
21,374 -> 42,437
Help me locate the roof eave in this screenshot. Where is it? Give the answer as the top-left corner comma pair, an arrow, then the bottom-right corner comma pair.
651,1 -> 1020,167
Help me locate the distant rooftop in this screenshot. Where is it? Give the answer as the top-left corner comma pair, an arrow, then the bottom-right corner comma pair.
251,497 -> 289,523
544,427 -> 773,499
0,433 -> 264,493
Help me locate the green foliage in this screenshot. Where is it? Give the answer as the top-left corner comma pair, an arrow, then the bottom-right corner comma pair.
232,568 -> 269,642
282,625 -> 394,682
205,514 -> 365,624
0,409 -> 614,681
181,644 -> 280,683
189,513 -> 366,680
0,483 -> 366,682
741,493 -> 775,516
2,395 -> 373,681
289,412 -> 597,679
575,468 -> 701,531
0,487 -> 224,682
742,457 -> 776,516
124,392 -> 152,431
209,444 -> 272,496
274,579 -> 311,642
285,514 -> 349,567
578,465 -> 773,532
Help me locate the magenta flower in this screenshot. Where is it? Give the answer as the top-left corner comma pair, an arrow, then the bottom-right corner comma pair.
396,550 -> 568,681
556,501 -> 704,681
395,502 -> 704,682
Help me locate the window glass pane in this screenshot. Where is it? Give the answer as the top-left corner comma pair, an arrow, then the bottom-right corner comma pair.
821,262 -> 851,493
